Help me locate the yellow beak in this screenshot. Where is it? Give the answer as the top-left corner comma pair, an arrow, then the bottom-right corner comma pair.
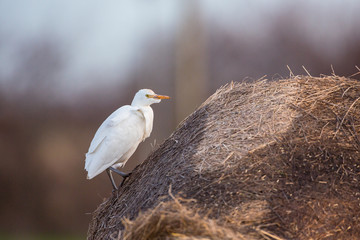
149,94 -> 170,99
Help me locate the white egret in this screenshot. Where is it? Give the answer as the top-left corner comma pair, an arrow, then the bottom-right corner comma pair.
85,89 -> 170,189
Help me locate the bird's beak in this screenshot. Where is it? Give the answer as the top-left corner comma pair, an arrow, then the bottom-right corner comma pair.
150,94 -> 170,99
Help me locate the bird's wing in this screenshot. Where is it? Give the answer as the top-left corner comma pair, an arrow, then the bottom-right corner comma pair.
85,105 -> 145,179
86,105 -> 135,155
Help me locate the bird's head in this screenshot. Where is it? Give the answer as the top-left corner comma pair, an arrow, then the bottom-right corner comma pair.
131,89 -> 170,106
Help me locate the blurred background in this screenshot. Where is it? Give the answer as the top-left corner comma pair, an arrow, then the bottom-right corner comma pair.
0,0 -> 359,239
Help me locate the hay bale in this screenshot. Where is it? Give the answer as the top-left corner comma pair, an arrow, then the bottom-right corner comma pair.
120,196 -> 248,240
88,75 -> 360,240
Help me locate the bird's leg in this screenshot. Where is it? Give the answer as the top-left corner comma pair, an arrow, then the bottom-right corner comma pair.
109,166 -> 130,178
106,168 -> 118,190
109,167 -> 132,188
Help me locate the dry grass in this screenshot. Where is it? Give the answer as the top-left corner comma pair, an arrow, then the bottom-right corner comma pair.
88,75 -> 360,240
119,193 -> 249,240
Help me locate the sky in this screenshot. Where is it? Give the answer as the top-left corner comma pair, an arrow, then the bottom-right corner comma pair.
0,0 -> 359,98
0,0 -> 179,90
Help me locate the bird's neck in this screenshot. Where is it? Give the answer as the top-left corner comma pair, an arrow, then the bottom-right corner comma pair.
137,106 -> 154,139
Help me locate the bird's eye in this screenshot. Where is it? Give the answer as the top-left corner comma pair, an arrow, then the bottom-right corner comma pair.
145,94 -> 150,98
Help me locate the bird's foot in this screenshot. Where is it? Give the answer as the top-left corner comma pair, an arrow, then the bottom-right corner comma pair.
119,172 -> 132,188
112,188 -> 119,196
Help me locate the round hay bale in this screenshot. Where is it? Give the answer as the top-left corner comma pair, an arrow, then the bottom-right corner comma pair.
120,196 -> 247,240
87,75 -> 360,240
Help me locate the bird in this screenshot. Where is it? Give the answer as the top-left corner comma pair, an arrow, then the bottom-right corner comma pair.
85,89 -> 170,190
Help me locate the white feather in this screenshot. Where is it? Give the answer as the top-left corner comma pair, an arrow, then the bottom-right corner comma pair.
84,89 -> 168,180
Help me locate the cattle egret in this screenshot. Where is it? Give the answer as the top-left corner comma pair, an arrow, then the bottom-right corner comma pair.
85,89 -> 170,189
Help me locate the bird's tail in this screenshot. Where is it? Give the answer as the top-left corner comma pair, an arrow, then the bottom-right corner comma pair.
85,153 -> 96,179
